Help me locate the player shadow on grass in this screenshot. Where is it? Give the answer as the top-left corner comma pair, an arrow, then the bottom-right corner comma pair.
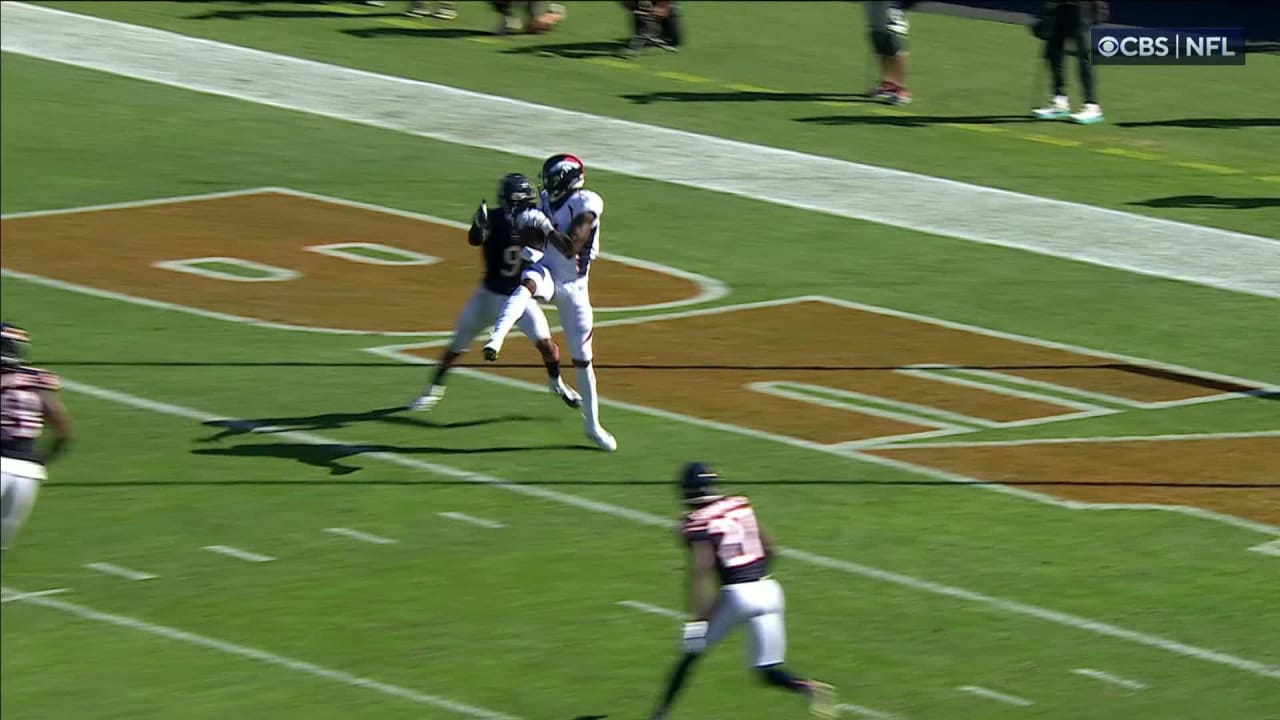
197,406 -> 538,443
621,91 -> 874,105
795,113 -> 1035,127
187,8 -> 401,21
191,440 -> 592,475
1115,118 -> 1280,129
342,27 -> 494,40
502,40 -> 630,58
1130,195 -> 1280,210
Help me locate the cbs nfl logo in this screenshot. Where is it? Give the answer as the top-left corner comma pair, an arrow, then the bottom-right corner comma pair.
1092,28 -> 1246,65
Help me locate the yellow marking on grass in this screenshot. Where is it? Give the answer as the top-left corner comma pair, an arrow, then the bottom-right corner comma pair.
816,100 -> 861,108
1257,175 -> 1280,183
466,35 -> 501,45
953,124 -> 1008,134
725,83 -> 780,94
1175,161 -> 1245,175
656,71 -> 712,84
380,18 -> 428,30
589,56 -> 641,71
871,106 -> 915,117
1096,147 -> 1163,161
325,4 -> 369,14
1020,133 -> 1084,148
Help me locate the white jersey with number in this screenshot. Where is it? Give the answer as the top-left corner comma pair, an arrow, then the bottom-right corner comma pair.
539,188 -> 603,286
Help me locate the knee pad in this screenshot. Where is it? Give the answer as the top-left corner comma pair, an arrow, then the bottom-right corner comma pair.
870,29 -> 902,57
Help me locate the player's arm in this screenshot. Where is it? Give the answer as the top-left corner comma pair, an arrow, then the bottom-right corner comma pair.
547,211 -> 597,258
685,539 -> 718,621
40,390 -> 73,463
467,199 -> 490,247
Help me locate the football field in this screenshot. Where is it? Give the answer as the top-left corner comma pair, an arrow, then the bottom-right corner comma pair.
2,2 -> 1278,719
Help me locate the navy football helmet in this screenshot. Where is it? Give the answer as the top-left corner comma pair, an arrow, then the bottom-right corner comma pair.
498,173 -> 537,214
679,461 -> 722,505
1,323 -> 30,367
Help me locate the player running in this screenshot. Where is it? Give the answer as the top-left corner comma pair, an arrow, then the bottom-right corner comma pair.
482,154 -> 616,452
2,323 -> 73,550
647,462 -> 836,720
410,173 -> 581,412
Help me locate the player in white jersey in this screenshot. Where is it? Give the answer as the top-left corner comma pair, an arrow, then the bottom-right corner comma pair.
482,154 -> 617,452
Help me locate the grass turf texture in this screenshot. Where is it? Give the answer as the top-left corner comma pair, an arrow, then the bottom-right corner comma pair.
2,5 -> 1279,720
33,0 -> 1280,237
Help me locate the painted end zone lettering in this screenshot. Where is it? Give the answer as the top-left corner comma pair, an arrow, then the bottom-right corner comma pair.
0,189 -> 721,334
392,297 -> 1273,528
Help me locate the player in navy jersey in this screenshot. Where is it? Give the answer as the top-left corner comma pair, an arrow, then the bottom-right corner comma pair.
410,173 -> 581,412
2,323 -> 73,550
647,463 -> 836,720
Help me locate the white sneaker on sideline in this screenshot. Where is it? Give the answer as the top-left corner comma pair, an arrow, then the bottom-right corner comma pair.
1071,103 -> 1104,124
1033,94 -> 1070,120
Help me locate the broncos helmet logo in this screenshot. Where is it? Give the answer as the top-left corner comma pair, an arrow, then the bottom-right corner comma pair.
540,153 -> 585,203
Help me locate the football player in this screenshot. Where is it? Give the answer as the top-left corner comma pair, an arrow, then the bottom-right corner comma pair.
647,463 -> 836,720
411,173 -> 582,412
1,323 -> 73,550
482,154 -> 616,452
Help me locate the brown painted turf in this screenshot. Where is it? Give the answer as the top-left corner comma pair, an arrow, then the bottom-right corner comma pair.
869,438 -> 1280,526
0,192 -> 702,333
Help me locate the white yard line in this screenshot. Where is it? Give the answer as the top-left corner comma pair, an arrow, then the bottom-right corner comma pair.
617,600 -> 685,620
877,429 -> 1280,449
56,378 -> 1280,681
956,685 -> 1035,707
85,562 -> 158,581
1248,539 -> 1280,557
1071,668 -> 1149,690
1,587 -> 70,603
837,702 -> 902,720
438,512 -> 505,530
324,527 -> 397,545
0,585 -> 518,720
202,545 -> 275,563
3,2 -> 1277,298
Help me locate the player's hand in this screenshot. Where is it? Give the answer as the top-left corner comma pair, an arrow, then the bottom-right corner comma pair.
515,208 -> 555,237
473,199 -> 489,231
681,621 -> 708,654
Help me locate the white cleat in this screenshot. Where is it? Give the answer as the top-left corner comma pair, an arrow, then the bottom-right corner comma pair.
587,426 -> 618,452
482,341 -> 501,362
550,379 -> 582,409
409,385 -> 445,411
1070,102 -> 1105,125
1032,94 -> 1070,120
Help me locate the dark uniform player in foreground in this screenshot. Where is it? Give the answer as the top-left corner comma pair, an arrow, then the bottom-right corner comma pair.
647,463 -> 836,720
410,173 -> 581,412
1,323 -> 73,550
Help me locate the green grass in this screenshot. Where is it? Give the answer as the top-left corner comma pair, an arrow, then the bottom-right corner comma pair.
37,0 -> 1280,236
3,4 -> 1279,719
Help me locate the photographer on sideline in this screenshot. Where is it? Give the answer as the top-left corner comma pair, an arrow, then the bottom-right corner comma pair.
623,1 -> 683,54
866,1 -> 913,105
1032,0 -> 1107,124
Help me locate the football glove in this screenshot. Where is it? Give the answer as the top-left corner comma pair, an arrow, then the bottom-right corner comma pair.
473,199 -> 489,232
515,208 -> 555,237
681,621 -> 708,654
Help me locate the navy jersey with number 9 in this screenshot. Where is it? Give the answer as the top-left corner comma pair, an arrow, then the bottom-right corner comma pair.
481,208 -> 530,296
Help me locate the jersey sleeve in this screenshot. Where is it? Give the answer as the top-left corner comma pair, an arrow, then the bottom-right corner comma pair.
35,369 -> 60,392
682,516 -> 711,545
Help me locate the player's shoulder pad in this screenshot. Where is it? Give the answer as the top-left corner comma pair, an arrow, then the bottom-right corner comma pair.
26,366 -> 60,391
574,189 -> 604,217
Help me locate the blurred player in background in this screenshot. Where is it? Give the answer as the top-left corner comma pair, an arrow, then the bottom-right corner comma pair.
866,0 -> 913,104
1032,0 -> 1107,124
411,174 -> 582,412
490,1 -> 566,35
1,323 -> 73,550
405,1 -> 455,19
483,154 -> 616,452
623,0 -> 683,54
647,463 -> 836,720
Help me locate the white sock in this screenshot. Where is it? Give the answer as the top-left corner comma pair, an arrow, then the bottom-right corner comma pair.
575,362 -> 601,430
488,286 -> 532,348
